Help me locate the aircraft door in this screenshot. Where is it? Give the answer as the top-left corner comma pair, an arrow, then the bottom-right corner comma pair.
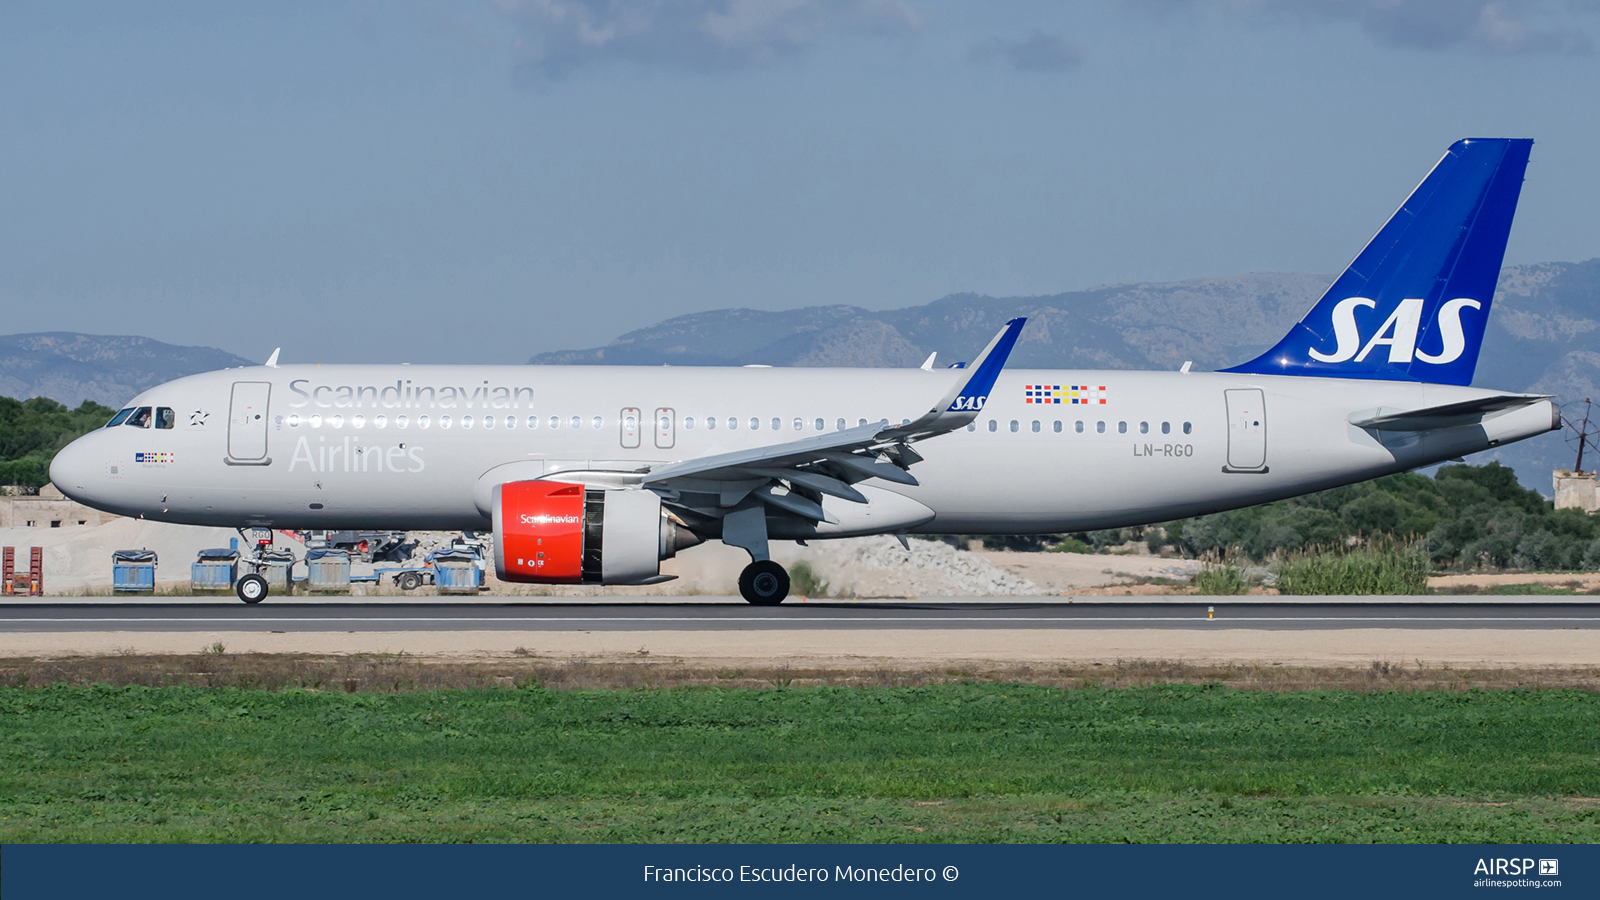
1223,389 -> 1267,472
620,407 -> 641,449
228,382 -> 272,462
654,408 -> 675,449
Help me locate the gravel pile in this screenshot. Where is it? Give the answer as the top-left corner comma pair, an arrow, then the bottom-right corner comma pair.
804,537 -> 1045,597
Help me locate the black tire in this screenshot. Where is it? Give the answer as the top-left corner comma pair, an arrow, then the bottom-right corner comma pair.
738,560 -> 790,606
396,572 -> 422,591
236,574 -> 269,604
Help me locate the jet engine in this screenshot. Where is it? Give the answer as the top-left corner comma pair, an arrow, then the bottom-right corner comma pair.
492,481 -> 699,585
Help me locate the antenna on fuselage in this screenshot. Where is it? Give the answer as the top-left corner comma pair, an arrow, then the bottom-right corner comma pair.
264,348 -> 280,368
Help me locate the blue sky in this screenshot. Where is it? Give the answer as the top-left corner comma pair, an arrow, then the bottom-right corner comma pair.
2,0 -> 1597,364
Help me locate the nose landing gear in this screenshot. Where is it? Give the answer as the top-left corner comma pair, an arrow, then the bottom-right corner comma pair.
236,573 -> 269,604
738,560 -> 790,606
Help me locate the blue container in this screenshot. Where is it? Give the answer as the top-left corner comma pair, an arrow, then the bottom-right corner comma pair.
306,548 -> 351,592
256,550 -> 295,590
112,549 -> 157,593
191,548 -> 239,591
428,548 -> 482,594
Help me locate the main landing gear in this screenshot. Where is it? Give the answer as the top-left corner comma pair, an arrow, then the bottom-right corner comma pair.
739,560 -> 790,606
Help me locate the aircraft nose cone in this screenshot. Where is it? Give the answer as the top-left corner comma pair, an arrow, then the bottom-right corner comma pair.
49,435 -> 98,503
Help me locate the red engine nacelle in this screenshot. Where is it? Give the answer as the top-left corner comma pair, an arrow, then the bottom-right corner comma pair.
492,481 -> 699,585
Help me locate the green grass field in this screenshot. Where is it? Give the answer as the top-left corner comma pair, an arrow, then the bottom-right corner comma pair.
2,683 -> 1597,843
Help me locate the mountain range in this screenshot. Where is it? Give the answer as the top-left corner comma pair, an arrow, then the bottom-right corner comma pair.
5,258 -> 1597,494
0,333 -> 254,409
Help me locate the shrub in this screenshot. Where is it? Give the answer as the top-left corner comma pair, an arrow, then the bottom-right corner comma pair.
1275,540 -> 1429,595
788,560 -> 830,597
1195,561 -> 1248,595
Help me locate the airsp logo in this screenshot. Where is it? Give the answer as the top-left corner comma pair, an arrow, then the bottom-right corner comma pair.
1311,297 -> 1481,365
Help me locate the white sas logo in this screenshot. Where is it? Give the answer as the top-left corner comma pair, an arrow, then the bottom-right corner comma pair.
1310,296 -> 1481,365
950,395 -> 987,411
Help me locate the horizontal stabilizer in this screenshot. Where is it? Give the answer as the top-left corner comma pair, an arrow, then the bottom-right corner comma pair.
1349,394 -> 1552,431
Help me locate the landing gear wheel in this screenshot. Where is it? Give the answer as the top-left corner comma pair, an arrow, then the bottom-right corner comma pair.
236,574 -> 269,605
739,560 -> 790,606
396,572 -> 422,591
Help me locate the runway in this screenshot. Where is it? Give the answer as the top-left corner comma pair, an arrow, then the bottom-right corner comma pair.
2,599 -> 1597,632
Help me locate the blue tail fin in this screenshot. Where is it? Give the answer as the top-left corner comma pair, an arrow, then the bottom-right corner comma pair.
1223,138 -> 1532,385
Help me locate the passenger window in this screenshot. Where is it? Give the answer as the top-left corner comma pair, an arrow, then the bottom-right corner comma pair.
549,416 -> 559,429
462,416 -> 473,430
505,415 -> 515,430
484,416 -> 494,430
793,418 -> 803,431
1053,420 -> 1062,433
592,416 -> 602,429
706,416 -> 716,431
1096,421 -> 1105,434
728,417 -> 737,430
418,415 -> 431,429
966,423 -> 975,432
750,417 -> 760,430
1118,421 -> 1127,434
1031,420 -> 1040,433
1075,421 -> 1084,433
155,407 -> 175,429
988,420 -> 997,432
858,418 -> 867,427
815,418 -> 825,431
125,407 -> 152,428
836,418 -> 845,430
1139,421 -> 1148,434
397,415 -> 409,429
374,415 -> 386,429
771,417 -> 780,431
1183,422 -> 1192,434
106,408 -> 134,427
685,417 -> 695,430
439,415 -> 451,429
1009,420 -> 1019,433
570,416 -> 581,430
528,416 -> 538,429
1162,422 -> 1170,434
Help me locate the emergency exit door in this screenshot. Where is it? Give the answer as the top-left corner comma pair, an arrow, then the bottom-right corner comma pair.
654,408 -> 675,449
1223,388 -> 1267,472
227,382 -> 271,462
620,407 -> 641,449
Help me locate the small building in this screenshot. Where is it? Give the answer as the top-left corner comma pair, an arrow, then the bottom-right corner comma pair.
0,483 -> 120,528
1553,470 -> 1600,513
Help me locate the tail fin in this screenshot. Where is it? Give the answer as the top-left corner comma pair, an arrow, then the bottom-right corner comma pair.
1223,138 -> 1532,385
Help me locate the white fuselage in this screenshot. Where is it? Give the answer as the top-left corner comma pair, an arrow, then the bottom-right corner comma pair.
49,364 -> 1558,535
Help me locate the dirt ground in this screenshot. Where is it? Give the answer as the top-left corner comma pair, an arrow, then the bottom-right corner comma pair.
3,627 -> 1595,671
4,652 -> 1597,693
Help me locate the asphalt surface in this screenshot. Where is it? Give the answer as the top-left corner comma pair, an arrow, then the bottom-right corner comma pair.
2,600 -> 1597,632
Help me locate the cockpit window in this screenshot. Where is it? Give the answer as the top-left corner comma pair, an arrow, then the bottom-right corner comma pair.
125,407 -> 153,428
155,407 -> 175,429
106,408 -> 134,427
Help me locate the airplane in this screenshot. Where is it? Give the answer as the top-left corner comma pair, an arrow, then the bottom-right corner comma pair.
49,138 -> 1557,605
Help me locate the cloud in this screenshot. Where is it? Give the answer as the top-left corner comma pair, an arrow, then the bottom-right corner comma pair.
1143,0 -> 1593,55
968,30 -> 1085,73
491,0 -> 923,78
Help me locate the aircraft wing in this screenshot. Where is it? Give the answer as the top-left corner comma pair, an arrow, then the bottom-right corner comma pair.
637,318 -> 1026,523
1349,393 -> 1553,431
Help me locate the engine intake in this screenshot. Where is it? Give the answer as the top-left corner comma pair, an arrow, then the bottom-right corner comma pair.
492,481 -> 697,585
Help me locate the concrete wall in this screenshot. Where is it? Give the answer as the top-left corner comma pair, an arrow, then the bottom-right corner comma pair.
0,483 -> 119,528
1553,470 -> 1600,513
